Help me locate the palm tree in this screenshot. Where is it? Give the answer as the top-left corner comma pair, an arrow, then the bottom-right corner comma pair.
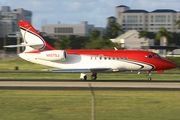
139,30 -> 148,40
155,27 -> 173,46
111,22 -> 124,36
175,16 -> 180,31
155,27 -> 173,56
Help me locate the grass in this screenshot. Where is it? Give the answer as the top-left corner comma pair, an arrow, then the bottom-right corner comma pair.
0,90 -> 180,120
0,58 -> 56,71
1,73 -> 180,80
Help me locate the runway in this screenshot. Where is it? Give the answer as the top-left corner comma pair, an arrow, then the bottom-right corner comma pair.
0,79 -> 180,90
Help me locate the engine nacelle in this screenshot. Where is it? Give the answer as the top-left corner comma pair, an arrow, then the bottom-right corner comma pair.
37,50 -> 66,61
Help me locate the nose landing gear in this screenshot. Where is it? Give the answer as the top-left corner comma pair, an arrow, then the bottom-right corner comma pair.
147,71 -> 152,81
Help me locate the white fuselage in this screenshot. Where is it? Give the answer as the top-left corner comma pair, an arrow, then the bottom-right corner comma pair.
19,52 -> 153,72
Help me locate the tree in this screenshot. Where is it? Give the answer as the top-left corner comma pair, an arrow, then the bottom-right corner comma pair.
84,39 -> 122,50
155,27 -> 173,56
55,36 -> 71,49
175,17 -> 180,30
155,27 -> 173,46
69,35 -> 89,49
111,22 -> 124,36
139,30 -> 148,40
90,30 -> 100,40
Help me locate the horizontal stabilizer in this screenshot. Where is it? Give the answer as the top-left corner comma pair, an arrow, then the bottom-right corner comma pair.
4,43 -> 44,48
51,68 -> 110,73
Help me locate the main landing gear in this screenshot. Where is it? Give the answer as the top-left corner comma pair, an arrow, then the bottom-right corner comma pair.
80,73 -> 97,80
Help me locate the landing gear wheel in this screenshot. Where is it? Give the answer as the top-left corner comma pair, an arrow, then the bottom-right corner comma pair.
80,73 -> 87,80
147,71 -> 152,81
90,75 -> 97,80
81,76 -> 87,80
91,73 -> 97,80
148,77 -> 152,81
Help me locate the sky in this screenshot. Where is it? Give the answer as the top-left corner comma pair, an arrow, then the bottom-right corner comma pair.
0,0 -> 180,31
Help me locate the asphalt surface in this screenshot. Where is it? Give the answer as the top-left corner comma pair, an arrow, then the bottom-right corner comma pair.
0,79 -> 180,91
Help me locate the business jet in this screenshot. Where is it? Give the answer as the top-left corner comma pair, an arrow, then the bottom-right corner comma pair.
5,21 -> 178,81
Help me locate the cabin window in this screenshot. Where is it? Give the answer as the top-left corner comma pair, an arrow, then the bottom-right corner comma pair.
121,57 -> 124,59
108,57 -> 111,60
125,57 -> 128,60
148,55 -> 153,58
104,57 -> 107,60
113,57 -> 115,60
117,57 -> 120,60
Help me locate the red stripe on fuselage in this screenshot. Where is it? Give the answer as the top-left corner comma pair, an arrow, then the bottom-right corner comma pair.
65,50 -> 177,71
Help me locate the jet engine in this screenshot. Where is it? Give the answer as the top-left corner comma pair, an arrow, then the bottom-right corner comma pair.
36,50 -> 66,61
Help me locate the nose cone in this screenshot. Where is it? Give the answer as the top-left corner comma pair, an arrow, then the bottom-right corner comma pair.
162,60 -> 178,70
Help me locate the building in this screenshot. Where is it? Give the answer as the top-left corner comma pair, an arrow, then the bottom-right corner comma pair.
114,5 -> 180,32
42,21 -> 105,38
0,6 -> 32,37
110,30 -> 154,49
106,16 -> 117,29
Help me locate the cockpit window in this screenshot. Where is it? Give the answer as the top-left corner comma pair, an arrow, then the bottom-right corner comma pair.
153,54 -> 161,59
148,55 -> 153,58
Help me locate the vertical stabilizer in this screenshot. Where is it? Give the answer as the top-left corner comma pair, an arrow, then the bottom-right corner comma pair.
18,21 -> 56,52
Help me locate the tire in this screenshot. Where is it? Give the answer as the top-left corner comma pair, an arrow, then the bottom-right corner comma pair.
91,75 -> 97,80
81,76 -> 87,80
148,77 -> 152,81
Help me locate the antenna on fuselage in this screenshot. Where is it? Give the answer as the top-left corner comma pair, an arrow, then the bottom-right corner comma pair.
114,47 -> 118,50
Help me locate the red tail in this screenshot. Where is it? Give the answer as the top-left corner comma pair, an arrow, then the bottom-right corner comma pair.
19,21 -> 56,51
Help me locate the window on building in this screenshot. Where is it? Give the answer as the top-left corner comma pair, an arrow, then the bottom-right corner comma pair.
155,15 -> 166,23
151,16 -> 153,22
119,12 -> 121,19
168,15 -> 171,22
140,16 -> 142,23
54,27 -> 73,33
127,15 -> 138,23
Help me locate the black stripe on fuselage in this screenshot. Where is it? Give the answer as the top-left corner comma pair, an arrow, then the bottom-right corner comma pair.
87,55 -> 155,70
121,59 -> 155,70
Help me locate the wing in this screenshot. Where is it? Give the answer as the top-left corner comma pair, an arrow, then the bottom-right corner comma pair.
51,68 -> 110,73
